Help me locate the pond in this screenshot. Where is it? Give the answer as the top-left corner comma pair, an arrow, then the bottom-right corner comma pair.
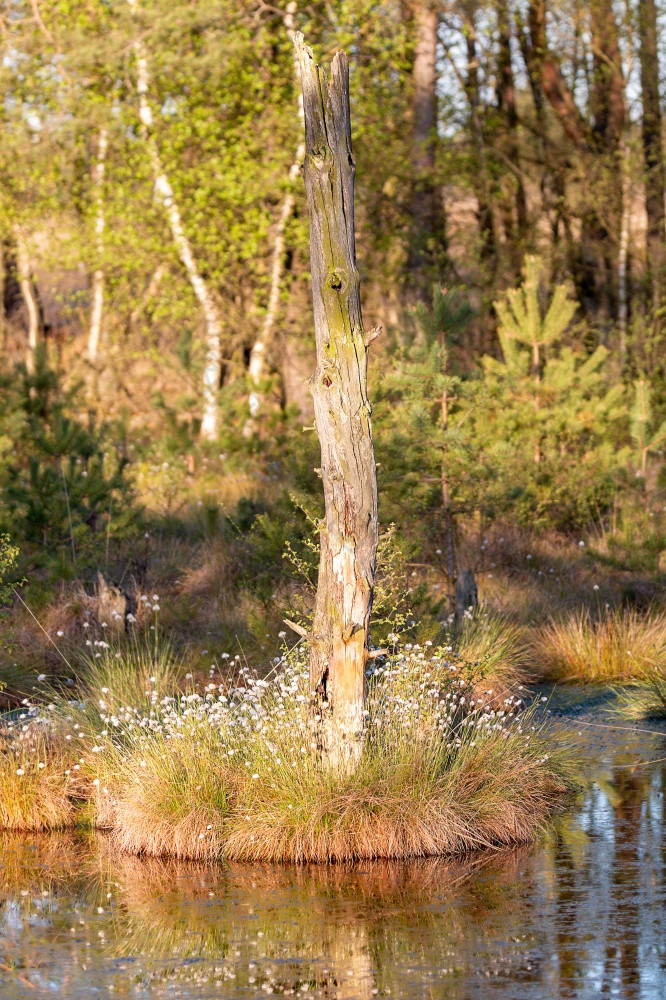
0,688 -> 664,998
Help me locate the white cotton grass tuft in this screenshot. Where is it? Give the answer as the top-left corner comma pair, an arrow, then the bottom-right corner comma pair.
0,631 -> 577,858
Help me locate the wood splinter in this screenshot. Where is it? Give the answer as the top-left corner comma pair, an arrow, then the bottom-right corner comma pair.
283,617 -> 308,638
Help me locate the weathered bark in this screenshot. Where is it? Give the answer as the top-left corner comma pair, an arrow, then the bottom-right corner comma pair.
295,35 -> 379,773
88,127 -> 108,365
638,0 -> 666,307
127,0 -> 223,440
407,1 -> 446,292
245,0 -> 304,434
15,229 -> 39,374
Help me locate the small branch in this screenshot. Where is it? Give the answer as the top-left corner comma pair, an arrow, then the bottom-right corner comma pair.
367,648 -> 389,659
283,617 -> 308,638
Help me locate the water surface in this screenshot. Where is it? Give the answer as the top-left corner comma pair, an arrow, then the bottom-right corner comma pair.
1,690 -> 664,998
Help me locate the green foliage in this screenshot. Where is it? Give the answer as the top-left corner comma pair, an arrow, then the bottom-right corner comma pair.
0,535 -> 18,609
375,286 -> 471,523
494,254 -> 577,364
0,353 -> 136,569
631,378 -> 666,478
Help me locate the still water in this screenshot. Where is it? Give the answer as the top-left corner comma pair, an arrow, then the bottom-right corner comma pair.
0,691 -> 664,999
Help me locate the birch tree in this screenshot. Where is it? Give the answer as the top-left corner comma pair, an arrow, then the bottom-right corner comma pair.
87,127 -> 108,366
294,35 -> 379,772
15,229 -> 39,374
127,0 -> 224,441
245,0 -> 305,435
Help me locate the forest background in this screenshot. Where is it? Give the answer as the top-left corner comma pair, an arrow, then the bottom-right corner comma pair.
0,0 -> 665,684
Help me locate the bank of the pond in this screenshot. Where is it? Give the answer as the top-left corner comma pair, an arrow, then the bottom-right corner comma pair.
0,640 -> 579,862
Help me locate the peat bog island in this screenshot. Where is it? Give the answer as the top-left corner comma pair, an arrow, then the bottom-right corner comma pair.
0,3 -> 665,997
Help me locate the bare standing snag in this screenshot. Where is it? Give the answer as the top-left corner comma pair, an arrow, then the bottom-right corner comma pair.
293,35 -> 379,772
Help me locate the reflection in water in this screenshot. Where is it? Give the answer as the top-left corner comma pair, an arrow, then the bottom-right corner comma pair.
0,711 -> 664,999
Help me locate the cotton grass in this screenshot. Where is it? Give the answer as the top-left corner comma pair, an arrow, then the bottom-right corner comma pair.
0,636 -> 577,861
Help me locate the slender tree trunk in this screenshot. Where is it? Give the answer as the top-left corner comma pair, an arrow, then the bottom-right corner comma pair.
589,0 -> 626,318
440,387 -> 456,602
407,1 -> 446,293
462,3 -> 497,273
638,0 -> 666,308
244,0 -> 304,435
88,127 -> 108,365
496,2 -> 528,252
127,0 -> 223,440
15,229 -> 39,374
618,137 -> 631,359
0,242 -> 6,353
295,35 -> 379,773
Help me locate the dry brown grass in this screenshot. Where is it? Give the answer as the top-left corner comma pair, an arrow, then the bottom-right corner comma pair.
455,613 -> 531,705
220,730 -> 570,864
531,607 -> 666,682
0,733 -> 73,831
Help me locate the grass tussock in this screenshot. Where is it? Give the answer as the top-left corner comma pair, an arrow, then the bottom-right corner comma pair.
531,607 -> 666,683
455,612 -> 531,704
0,632 -> 578,862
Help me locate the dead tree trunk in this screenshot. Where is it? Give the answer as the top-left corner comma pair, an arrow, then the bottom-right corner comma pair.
295,35 -> 379,773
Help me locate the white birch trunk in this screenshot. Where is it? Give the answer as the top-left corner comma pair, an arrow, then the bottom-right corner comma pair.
244,1 -> 304,435
128,0 -> 223,440
88,127 -> 108,365
15,229 -> 39,374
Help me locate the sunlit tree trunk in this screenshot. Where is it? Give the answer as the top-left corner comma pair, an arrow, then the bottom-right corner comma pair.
127,0 -> 223,440
88,127 -> 108,366
638,0 -> 666,309
15,229 -> 39,374
244,0 -> 305,435
295,35 -> 379,774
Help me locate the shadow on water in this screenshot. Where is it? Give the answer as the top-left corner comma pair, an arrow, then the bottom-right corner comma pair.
0,694 -> 664,998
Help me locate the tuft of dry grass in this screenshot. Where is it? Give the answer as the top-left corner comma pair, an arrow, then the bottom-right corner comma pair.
454,612 -> 531,705
0,730 -> 73,830
531,607 -> 666,682
110,730 -> 230,860
222,732 -> 569,864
